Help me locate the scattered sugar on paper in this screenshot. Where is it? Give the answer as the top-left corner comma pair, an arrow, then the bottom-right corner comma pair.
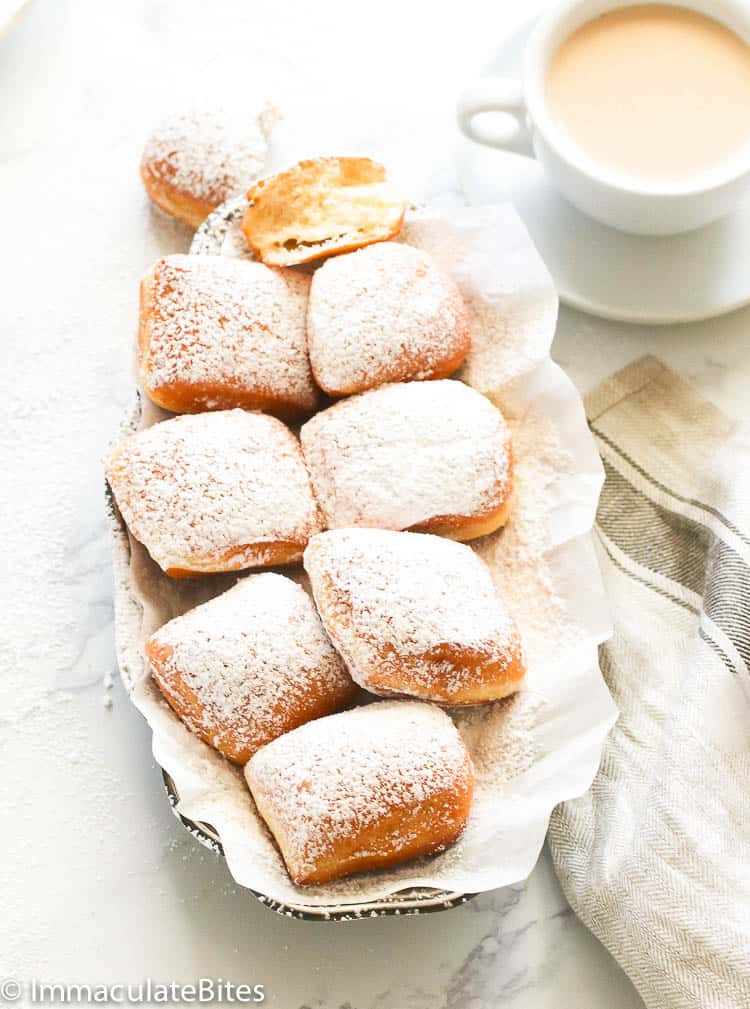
456,693 -> 545,793
474,409 -> 585,669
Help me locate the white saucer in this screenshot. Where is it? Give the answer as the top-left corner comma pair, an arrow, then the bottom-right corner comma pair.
459,19 -> 750,325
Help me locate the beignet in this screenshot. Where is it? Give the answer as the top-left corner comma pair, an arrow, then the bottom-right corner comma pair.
140,104 -> 277,228
304,529 -> 525,705
241,157 -> 405,266
245,700 -> 473,884
105,410 -> 322,577
138,254 -> 317,420
146,573 -> 356,764
307,242 -> 471,396
300,379 -> 513,539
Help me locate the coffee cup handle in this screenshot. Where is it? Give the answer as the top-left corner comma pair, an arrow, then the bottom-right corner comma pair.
456,78 -> 533,156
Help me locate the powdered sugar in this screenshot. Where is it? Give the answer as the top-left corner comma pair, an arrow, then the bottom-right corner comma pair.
106,409 -> 322,575
307,242 -> 471,394
475,410 -> 580,671
300,379 -> 512,531
304,528 -> 521,698
147,573 -> 353,762
139,254 -> 316,417
245,701 -> 472,881
456,692 -> 544,796
141,104 -> 277,204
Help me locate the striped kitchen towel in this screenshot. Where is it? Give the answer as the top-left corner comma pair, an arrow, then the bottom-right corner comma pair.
548,356 -> 750,1009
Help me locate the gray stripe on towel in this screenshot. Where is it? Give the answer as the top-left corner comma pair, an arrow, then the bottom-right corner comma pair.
597,458 -> 750,676
592,424 -> 750,550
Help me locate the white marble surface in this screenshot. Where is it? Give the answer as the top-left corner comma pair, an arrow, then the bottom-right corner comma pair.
4,1 -> 749,1006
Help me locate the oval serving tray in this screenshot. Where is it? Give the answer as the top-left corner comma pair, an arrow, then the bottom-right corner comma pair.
108,195 -> 614,921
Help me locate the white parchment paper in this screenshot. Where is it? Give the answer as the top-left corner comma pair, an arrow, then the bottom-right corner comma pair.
110,205 -> 616,909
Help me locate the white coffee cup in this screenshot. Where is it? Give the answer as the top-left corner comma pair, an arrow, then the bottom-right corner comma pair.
457,0 -> 750,235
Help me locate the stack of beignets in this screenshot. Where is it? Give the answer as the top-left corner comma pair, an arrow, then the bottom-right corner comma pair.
113,155 -> 528,888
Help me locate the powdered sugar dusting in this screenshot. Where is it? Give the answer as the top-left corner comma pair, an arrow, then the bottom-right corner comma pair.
304,529 -> 521,698
300,379 -> 512,531
475,410 -> 582,671
307,242 -> 471,393
106,409 -> 322,574
147,573 -> 353,761
111,205 -> 614,908
141,104 -> 277,204
456,693 -> 544,796
140,254 -> 316,416
245,701 -> 472,881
